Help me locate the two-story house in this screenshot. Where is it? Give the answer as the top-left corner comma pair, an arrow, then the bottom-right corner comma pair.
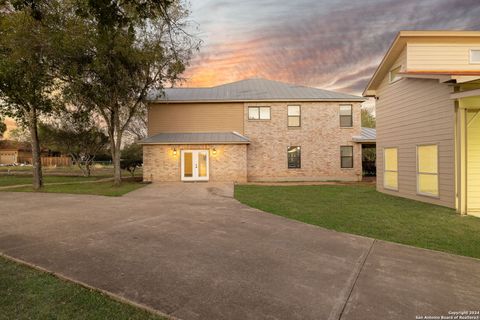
364,31 -> 480,216
140,78 -> 367,183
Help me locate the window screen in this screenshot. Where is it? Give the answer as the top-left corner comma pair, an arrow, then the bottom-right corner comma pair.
340,146 -> 353,168
340,105 -> 352,127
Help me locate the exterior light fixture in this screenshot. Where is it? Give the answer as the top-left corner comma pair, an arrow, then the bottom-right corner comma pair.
212,147 -> 217,155
173,148 -> 177,156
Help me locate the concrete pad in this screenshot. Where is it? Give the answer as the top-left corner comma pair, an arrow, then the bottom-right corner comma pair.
0,183 -> 479,320
341,240 -> 480,320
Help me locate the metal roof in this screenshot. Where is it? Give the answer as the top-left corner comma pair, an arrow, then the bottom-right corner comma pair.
148,78 -> 364,103
138,132 -> 250,145
352,127 -> 376,143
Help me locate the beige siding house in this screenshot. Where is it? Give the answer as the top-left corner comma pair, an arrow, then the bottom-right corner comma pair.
364,31 -> 480,216
140,78 -> 369,183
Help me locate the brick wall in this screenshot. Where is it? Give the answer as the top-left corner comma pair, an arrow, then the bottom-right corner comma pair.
244,102 -> 363,182
143,144 -> 247,183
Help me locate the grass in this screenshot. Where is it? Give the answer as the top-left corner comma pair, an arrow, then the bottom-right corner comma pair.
0,175 -> 106,187
0,255 -> 165,320
2,180 -> 145,197
234,184 -> 480,259
0,165 -> 143,177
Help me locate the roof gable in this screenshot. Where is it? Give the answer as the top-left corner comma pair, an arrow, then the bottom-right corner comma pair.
363,30 -> 480,97
148,78 -> 364,103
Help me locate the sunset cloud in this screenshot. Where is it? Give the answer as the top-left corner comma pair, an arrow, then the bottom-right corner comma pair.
182,0 -> 480,94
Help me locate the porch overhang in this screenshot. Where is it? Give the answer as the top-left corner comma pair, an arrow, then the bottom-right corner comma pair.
138,132 -> 250,145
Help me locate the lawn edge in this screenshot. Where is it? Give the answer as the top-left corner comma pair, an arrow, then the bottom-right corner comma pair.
0,251 -> 178,320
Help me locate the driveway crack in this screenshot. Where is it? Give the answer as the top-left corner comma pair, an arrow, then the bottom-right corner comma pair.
329,239 -> 376,320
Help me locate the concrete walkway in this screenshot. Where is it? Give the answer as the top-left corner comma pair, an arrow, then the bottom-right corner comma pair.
0,183 -> 479,320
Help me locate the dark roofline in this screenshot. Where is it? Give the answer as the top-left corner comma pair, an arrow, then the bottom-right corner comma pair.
148,98 -> 366,103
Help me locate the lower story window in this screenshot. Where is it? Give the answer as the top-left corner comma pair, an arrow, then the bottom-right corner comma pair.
288,146 -> 301,168
417,145 -> 439,197
384,147 -> 398,190
340,146 -> 353,168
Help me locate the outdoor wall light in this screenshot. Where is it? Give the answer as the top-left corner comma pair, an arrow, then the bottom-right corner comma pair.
212,147 -> 217,155
173,148 -> 177,156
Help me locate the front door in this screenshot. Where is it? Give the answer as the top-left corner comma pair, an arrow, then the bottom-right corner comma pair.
181,150 -> 209,181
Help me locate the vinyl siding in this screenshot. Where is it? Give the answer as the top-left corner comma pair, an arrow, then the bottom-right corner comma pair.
148,103 -> 244,135
407,40 -> 480,71
376,58 -> 456,208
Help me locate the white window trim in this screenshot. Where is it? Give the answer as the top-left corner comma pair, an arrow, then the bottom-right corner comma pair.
383,147 -> 398,191
287,105 -> 301,127
248,106 -> 271,120
389,65 -> 403,84
416,144 -> 439,198
469,49 -> 480,64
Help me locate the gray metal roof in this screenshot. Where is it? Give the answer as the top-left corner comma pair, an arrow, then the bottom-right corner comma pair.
138,132 -> 250,145
353,127 -> 376,143
148,78 -> 364,103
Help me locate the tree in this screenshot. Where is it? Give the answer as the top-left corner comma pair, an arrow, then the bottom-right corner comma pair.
361,109 -> 376,128
39,109 -> 109,177
0,1 -> 59,189
0,118 -> 6,138
57,0 -> 198,185
121,143 -> 143,177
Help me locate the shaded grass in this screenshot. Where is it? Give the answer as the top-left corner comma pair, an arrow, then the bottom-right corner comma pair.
1,180 -> 145,197
235,185 -> 480,259
0,175 -> 106,187
0,255 -> 165,320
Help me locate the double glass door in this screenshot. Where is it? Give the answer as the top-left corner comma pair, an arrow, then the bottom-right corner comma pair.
181,150 -> 209,181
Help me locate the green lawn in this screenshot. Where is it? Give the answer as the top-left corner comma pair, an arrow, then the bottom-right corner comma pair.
0,255 -> 165,320
2,180 -> 145,196
0,175 -> 106,187
235,184 -> 480,259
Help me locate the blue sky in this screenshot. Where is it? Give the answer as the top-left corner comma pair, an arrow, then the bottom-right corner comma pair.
181,0 -> 480,94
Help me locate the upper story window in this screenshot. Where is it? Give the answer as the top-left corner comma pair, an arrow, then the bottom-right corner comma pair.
417,145 -> 439,197
287,146 -> 301,169
389,65 -> 402,83
470,50 -> 480,64
287,105 -> 301,127
248,106 -> 270,120
339,104 -> 353,128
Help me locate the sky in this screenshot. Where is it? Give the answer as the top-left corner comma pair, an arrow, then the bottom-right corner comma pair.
181,0 -> 480,95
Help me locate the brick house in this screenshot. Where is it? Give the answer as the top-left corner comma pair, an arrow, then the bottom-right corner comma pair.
140,78 -> 371,183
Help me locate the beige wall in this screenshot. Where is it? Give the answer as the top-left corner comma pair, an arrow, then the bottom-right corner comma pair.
143,144 -> 247,183
244,102 -> 362,182
407,39 -> 480,71
376,72 -> 456,207
148,103 -> 244,135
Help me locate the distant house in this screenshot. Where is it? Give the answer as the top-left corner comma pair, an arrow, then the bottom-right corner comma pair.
139,78 -> 375,183
0,140 -> 33,165
0,140 -> 71,166
364,30 -> 480,216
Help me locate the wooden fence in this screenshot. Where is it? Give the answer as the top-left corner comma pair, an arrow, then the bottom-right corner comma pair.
18,156 -> 72,167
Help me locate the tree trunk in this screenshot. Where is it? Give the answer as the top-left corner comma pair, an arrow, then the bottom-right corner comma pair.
29,107 -> 43,190
112,142 -> 122,185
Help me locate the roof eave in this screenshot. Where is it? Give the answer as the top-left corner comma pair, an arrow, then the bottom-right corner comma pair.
147,98 -> 366,104
137,141 -> 250,145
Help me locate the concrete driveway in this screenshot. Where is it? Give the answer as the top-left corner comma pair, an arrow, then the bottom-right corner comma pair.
0,183 -> 479,320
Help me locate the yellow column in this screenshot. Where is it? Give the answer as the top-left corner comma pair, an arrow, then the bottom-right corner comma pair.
456,105 -> 467,215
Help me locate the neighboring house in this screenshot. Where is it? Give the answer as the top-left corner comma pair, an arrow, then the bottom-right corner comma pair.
364,30 -> 480,216
0,140 -> 33,165
140,78 -> 372,183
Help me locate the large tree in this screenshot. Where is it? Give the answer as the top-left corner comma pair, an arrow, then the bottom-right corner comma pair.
0,118 -> 6,138
58,0 -> 198,185
0,1 -> 59,189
